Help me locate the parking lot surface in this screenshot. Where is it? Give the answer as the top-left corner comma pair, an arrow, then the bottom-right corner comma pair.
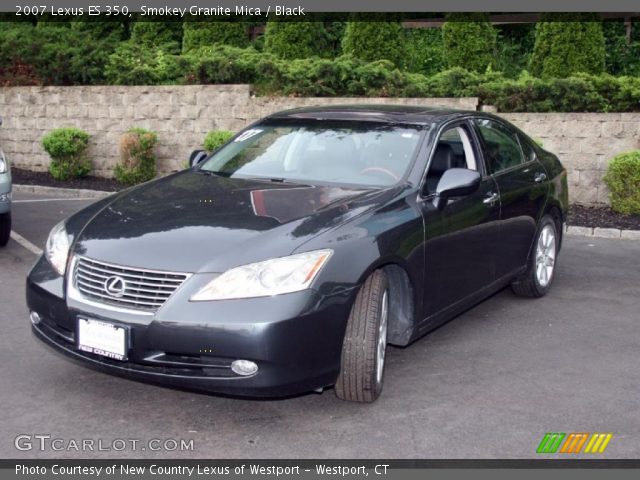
1,192 -> 639,459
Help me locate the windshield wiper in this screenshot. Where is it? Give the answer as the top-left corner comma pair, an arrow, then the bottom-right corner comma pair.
244,176 -> 300,184
194,170 -> 231,177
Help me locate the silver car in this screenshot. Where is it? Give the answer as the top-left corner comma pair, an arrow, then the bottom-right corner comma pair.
0,116 -> 11,247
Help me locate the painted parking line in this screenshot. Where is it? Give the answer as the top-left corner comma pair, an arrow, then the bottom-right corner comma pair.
12,198 -> 96,203
9,231 -> 43,255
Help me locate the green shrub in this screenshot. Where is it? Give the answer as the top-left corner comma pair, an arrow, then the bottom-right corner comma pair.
41,128 -> 91,180
180,45 -> 272,84
404,28 -> 445,76
114,128 -> 158,185
477,71 -> 640,112
70,19 -> 127,43
442,13 -> 497,73
603,151 -> 640,215
603,21 -> 640,76
203,130 -> 234,152
131,20 -> 183,54
493,24 -> 535,78
529,14 -> 606,78
263,21 -> 329,59
0,23 -> 119,85
341,18 -> 406,68
325,21 -> 347,57
182,20 -> 248,52
105,41 -> 181,85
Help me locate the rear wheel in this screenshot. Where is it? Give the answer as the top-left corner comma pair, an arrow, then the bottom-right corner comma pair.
511,215 -> 558,298
335,270 -> 389,403
0,212 -> 10,247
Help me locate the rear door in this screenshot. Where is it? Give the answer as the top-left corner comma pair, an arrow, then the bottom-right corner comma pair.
472,118 -> 548,279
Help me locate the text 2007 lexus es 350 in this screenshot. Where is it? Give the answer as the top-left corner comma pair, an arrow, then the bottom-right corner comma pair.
27,106 -> 568,402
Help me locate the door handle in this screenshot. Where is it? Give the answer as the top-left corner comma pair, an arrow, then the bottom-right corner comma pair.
534,172 -> 547,183
483,192 -> 499,205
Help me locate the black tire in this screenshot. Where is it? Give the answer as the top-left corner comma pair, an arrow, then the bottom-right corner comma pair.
511,215 -> 558,298
0,212 -> 10,247
335,269 -> 389,403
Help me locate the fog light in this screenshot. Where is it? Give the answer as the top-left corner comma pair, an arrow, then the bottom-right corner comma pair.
29,311 -> 42,325
231,360 -> 258,376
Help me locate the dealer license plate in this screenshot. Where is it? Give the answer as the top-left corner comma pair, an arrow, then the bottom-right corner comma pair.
77,318 -> 127,361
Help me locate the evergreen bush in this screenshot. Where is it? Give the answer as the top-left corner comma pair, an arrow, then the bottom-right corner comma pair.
341,18 -> 406,68
442,13 -> 497,73
182,20 -> 248,52
263,21 -> 329,59
41,128 -> 91,180
603,151 -> 640,215
115,128 -> 158,185
529,14 -> 606,78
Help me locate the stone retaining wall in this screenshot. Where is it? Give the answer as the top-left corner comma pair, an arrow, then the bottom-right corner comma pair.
1,85 -> 639,205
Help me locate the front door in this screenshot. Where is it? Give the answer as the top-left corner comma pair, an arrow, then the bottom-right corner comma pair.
419,122 -> 501,328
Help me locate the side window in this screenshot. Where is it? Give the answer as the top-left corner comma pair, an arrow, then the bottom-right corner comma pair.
424,125 -> 477,194
518,134 -> 537,163
474,119 -> 524,175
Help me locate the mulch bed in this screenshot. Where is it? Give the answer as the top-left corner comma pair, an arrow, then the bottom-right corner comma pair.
568,205 -> 640,231
10,167 -> 640,231
11,167 -> 121,192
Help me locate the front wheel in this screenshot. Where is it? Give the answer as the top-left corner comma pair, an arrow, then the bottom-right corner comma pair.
511,215 -> 558,298
335,270 -> 389,403
0,212 -> 11,247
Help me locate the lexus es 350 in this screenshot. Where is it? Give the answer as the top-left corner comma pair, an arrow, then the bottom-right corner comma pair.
27,106 -> 568,402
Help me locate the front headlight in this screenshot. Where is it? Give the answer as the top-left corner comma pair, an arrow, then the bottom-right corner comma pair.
0,149 -> 7,174
45,221 -> 71,275
190,249 -> 333,301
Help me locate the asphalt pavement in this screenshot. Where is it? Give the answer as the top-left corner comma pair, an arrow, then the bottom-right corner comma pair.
1,192 -> 639,459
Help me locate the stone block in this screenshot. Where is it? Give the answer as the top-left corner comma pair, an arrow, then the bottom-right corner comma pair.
570,185 -> 598,205
566,226 -> 593,236
579,170 -> 604,188
621,230 -> 640,240
593,228 -> 621,238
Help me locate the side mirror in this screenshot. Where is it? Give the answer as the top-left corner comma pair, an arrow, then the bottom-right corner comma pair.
189,149 -> 208,168
433,168 -> 481,210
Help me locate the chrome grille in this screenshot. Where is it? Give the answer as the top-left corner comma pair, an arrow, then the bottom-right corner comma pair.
73,257 -> 189,312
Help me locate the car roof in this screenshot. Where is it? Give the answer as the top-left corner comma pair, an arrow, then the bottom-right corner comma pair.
265,105 -> 476,126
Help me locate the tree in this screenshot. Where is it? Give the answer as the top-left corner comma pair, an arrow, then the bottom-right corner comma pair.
131,19 -> 183,54
341,17 -> 406,68
529,14 -> 606,78
263,21 -> 329,59
182,19 -> 248,53
442,13 -> 497,73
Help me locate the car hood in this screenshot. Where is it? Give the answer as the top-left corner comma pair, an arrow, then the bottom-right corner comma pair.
73,171 -> 394,273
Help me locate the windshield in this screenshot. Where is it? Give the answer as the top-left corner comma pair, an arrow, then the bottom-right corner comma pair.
199,121 -> 424,187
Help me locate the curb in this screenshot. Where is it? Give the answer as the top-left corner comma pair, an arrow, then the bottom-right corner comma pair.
13,184 -> 113,199
12,184 -> 640,240
565,225 -> 640,240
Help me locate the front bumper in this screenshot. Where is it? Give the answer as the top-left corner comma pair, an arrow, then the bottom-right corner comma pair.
27,255 -> 357,397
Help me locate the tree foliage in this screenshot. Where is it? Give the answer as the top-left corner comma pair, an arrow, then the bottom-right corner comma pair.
341,18 -> 406,68
529,14 -> 606,78
442,13 -> 497,73
264,21 -> 329,59
131,19 -> 183,54
182,19 -> 248,52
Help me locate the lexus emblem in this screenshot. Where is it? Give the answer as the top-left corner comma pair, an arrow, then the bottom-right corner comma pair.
104,276 -> 126,298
